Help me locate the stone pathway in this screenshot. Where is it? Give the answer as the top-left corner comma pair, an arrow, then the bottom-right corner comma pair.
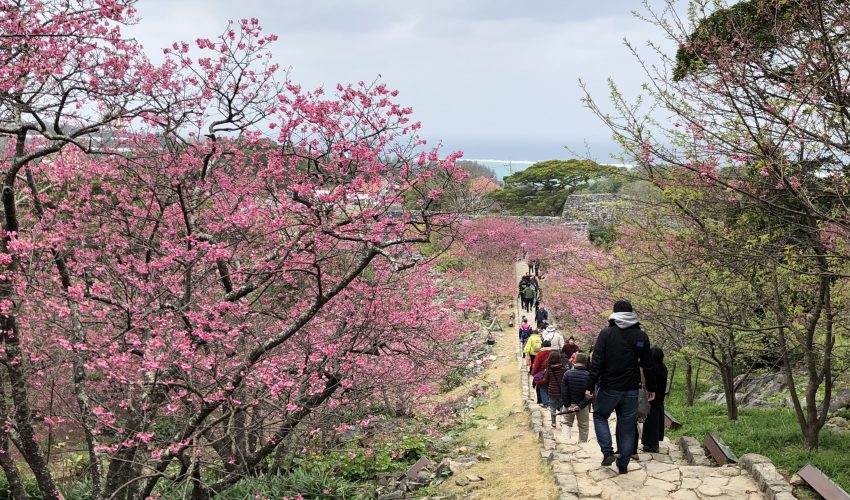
514,262 -> 767,500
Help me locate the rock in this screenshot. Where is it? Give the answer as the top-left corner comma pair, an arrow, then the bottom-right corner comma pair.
611,475 -> 643,490
589,467 -> 618,481
654,468 -> 681,483
702,476 -> 730,488
555,473 -> 579,493
466,474 -> 484,482
476,454 -> 491,461
727,475 -> 760,492
670,490 -> 700,500
455,478 -> 469,487
772,493 -> 797,500
552,462 -> 572,475
789,473 -> 803,486
827,416 -> 848,428
645,460 -> 677,475
457,446 -> 469,454
485,425 -> 499,430
576,478 -> 603,497
405,480 -> 425,492
714,465 -> 742,477
697,484 -> 723,497
416,471 -> 431,482
680,477 -> 701,489
645,478 -> 677,492
738,453 -> 771,470
829,388 -> 850,412
448,458 -> 476,474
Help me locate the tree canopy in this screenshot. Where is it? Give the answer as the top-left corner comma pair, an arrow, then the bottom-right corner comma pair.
489,159 -> 613,216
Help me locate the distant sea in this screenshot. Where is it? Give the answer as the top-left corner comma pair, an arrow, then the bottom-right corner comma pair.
466,158 -> 633,182
465,159 -> 537,182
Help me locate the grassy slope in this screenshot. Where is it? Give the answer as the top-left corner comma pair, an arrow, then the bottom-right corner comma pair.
664,364 -> 850,493
436,314 -> 558,499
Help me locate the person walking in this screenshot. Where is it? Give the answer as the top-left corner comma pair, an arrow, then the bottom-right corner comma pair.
522,285 -> 535,313
546,351 -> 568,428
562,336 -> 579,363
535,302 -> 549,326
518,316 -> 533,355
562,352 -> 592,441
584,300 -> 656,474
641,347 -> 668,453
523,328 -> 543,373
531,340 -> 554,406
542,324 -> 565,352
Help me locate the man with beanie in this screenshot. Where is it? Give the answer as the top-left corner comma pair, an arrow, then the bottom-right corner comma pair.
584,300 -> 656,474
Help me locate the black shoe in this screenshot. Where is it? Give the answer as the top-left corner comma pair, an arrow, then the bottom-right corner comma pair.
618,467 -> 628,474
601,454 -> 616,466
642,445 -> 659,453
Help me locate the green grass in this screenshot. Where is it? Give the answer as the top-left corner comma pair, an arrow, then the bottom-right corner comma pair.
664,365 -> 850,493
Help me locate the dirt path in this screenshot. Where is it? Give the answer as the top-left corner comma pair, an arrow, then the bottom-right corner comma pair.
437,274 -> 558,499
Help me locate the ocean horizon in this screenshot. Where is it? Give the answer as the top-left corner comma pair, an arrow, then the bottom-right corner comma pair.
465,158 -> 537,181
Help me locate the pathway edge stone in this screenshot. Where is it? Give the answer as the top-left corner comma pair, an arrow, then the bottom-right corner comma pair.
739,453 -> 797,500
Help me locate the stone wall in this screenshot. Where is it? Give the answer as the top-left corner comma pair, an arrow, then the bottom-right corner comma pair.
463,214 -> 588,236
561,193 -> 634,226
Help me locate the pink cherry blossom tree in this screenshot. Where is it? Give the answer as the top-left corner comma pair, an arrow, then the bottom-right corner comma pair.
0,2 -> 470,498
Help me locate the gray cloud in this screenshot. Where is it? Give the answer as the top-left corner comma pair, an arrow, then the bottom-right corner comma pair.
128,1 -> 674,161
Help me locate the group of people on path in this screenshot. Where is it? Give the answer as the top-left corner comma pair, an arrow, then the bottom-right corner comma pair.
518,272 -> 541,313
518,287 -> 669,475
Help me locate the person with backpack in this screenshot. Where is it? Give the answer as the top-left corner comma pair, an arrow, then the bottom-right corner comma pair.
584,300 -> 656,474
544,351 -> 568,428
562,352 -> 592,441
523,328 -> 543,372
518,317 -> 533,355
542,325 -> 565,352
531,340 -> 554,406
641,347 -> 669,453
522,284 -> 535,313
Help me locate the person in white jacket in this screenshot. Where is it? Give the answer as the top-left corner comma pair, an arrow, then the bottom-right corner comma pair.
543,324 -> 564,352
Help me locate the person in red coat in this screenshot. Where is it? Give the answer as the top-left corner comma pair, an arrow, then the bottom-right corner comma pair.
561,336 -> 579,364
531,340 -> 553,406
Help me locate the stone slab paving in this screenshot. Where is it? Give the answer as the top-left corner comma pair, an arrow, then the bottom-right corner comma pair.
514,261 -> 769,500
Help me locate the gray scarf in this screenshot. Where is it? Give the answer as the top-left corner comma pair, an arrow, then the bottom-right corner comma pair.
609,311 -> 639,329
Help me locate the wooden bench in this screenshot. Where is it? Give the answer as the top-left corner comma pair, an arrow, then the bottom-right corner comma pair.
664,410 -> 682,430
797,464 -> 850,500
703,433 -> 737,465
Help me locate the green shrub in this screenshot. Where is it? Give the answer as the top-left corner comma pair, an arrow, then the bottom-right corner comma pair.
665,364 -> 850,492
588,222 -> 617,248
154,464 -> 370,500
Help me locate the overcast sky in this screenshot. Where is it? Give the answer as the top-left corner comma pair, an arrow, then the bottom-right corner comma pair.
127,1 -> 674,163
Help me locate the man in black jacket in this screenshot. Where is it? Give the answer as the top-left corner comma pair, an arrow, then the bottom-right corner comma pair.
535,302 -> 549,326
585,300 -> 656,474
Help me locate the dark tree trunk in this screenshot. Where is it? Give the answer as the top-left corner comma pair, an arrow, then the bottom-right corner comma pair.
0,379 -> 27,500
719,361 -> 738,421
685,360 -> 695,406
